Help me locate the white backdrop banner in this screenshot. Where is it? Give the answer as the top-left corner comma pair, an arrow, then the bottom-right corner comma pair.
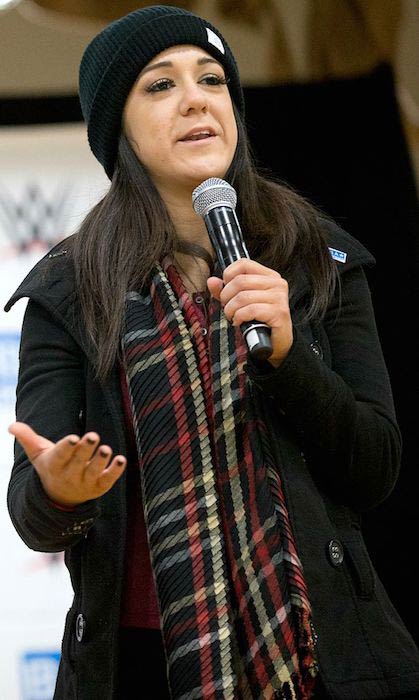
0,123 -> 108,700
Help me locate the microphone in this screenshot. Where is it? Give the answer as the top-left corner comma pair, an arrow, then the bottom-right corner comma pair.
192,177 -> 273,362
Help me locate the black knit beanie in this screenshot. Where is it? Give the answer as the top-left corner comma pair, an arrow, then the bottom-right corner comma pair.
79,5 -> 244,179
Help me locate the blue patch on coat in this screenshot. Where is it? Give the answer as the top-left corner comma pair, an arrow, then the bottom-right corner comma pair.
329,247 -> 347,263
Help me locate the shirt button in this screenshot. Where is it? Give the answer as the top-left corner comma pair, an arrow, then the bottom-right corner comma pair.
195,295 -> 204,304
75,613 -> 86,642
201,328 -> 208,336
327,539 -> 344,567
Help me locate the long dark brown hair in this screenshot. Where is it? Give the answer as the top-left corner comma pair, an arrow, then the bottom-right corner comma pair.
71,107 -> 336,381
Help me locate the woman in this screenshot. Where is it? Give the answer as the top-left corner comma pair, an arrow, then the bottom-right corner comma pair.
6,5 -> 419,700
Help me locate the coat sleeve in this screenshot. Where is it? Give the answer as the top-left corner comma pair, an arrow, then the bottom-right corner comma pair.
246,264 -> 401,511
7,299 -> 100,552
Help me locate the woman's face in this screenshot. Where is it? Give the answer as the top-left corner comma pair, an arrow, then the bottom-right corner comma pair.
123,45 -> 238,198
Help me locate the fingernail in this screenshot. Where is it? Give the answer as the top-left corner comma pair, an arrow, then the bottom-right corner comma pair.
68,437 -> 79,445
86,436 -> 97,445
99,448 -> 109,457
116,458 -> 125,467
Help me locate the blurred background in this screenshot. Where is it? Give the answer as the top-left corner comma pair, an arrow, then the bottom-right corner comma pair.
1,2 -> 418,698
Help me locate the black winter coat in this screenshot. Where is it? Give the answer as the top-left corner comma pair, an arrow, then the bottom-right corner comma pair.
6,222 -> 419,699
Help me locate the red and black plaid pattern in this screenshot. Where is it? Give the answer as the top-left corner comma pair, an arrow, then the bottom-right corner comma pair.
122,261 -> 317,700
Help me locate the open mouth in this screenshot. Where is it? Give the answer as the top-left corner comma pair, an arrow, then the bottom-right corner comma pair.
180,130 -> 216,142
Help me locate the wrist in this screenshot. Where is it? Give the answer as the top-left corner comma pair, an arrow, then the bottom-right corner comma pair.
267,355 -> 283,369
47,498 -> 76,512
42,481 -> 85,509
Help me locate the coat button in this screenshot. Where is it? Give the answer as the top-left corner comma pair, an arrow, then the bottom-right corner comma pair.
310,340 -> 323,360
327,539 -> 344,567
75,613 -> 86,642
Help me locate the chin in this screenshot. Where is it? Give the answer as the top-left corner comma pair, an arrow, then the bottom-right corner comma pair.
188,166 -> 229,188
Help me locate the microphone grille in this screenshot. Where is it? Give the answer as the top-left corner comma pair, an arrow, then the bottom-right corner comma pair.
192,178 -> 237,217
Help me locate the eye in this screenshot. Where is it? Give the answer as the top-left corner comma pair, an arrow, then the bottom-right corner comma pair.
145,78 -> 175,93
200,74 -> 229,87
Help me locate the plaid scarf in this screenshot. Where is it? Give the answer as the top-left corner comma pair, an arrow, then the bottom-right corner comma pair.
121,261 -> 317,700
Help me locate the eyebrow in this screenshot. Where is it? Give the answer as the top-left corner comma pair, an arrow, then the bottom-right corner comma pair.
139,56 -> 222,77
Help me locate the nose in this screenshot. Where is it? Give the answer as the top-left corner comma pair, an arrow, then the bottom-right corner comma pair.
179,80 -> 208,115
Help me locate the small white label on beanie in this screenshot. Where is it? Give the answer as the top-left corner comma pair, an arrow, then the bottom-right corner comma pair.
206,27 -> 225,54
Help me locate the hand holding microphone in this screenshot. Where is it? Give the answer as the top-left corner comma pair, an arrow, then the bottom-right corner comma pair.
192,178 -> 293,366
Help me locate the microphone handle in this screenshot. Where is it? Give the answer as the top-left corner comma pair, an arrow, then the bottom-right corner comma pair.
204,207 -> 273,362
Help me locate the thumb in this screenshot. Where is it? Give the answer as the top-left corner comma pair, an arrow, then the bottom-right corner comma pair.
207,276 -> 224,301
8,421 -> 53,462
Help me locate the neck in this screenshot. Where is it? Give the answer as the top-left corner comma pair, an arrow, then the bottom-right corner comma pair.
162,187 -> 209,244
159,185 -> 215,293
